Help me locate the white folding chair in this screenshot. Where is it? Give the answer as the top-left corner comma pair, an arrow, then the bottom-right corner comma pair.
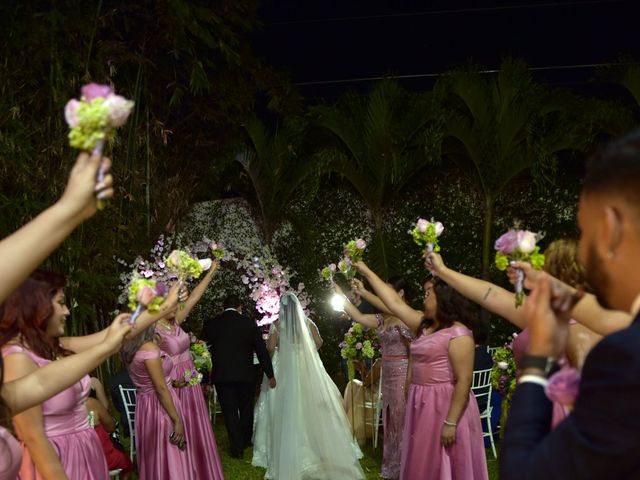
471,367 -> 497,458
208,386 -> 222,424
359,359 -> 383,448
118,385 -> 137,461
487,346 -> 499,358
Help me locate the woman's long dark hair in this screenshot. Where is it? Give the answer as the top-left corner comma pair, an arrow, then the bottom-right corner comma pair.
420,278 -> 475,335
388,276 -> 416,304
0,270 -> 72,361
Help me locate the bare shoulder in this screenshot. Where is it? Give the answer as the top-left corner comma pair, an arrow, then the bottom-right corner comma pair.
139,341 -> 159,352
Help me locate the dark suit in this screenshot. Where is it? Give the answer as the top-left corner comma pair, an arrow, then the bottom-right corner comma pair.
501,312 -> 640,479
201,308 -> 274,457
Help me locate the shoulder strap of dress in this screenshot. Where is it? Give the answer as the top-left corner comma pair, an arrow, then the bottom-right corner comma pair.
1,344 -> 27,357
449,326 -> 473,339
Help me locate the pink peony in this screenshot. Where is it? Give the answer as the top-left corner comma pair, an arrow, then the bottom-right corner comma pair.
494,230 -> 519,254
355,239 -> 366,250
104,94 -> 134,127
64,99 -> 80,127
545,368 -> 580,406
137,286 -> 156,306
434,221 -> 444,236
81,83 -> 113,101
516,230 -> 537,254
416,218 -> 428,233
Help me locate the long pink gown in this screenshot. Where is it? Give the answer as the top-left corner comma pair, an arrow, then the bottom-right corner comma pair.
127,348 -> 195,480
376,315 -> 412,480
2,345 -> 108,480
511,327 -> 572,427
400,326 -> 488,480
156,325 -> 224,479
0,426 -> 22,479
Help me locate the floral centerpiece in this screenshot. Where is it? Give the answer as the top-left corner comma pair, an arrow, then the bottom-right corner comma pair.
410,218 -> 444,254
339,323 -> 381,381
491,340 -> 517,431
494,229 -> 545,306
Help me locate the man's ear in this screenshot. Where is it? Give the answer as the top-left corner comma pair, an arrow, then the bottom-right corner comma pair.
603,206 -> 623,257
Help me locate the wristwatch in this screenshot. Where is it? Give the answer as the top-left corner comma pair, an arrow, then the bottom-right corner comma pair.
519,355 -> 560,377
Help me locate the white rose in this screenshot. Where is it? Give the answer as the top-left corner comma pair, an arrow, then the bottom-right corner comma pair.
434,221 -> 444,236
497,361 -> 508,370
517,231 -> 537,254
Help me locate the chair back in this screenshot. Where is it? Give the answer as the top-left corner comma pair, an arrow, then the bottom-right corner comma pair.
118,385 -> 137,461
471,367 -> 493,415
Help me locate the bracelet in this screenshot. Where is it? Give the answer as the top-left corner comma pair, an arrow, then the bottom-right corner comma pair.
518,374 -> 549,387
443,419 -> 457,427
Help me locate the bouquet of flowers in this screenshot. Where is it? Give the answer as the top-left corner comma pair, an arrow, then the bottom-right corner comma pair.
320,263 -> 337,283
183,368 -> 203,386
65,83 -> 134,209
410,218 -> 444,254
337,239 -> 366,280
494,229 -> 545,306
127,275 -> 167,324
189,337 -> 213,376
339,323 -> 381,381
209,241 -> 226,260
165,250 -> 205,281
491,342 -> 517,431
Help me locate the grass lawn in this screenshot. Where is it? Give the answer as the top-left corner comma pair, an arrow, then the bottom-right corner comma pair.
212,420 -> 500,479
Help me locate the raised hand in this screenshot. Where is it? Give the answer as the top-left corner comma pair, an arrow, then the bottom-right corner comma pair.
59,151 -> 113,221
425,252 -> 445,275
524,273 -> 583,358
351,278 -> 366,295
104,313 -> 133,351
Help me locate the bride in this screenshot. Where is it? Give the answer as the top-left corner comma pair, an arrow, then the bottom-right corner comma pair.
252,292 -> 365,480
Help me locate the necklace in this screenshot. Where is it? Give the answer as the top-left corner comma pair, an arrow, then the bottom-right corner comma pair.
158,320 -> 174,331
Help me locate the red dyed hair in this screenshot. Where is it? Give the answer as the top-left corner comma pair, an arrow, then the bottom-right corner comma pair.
0,270 -> 71,360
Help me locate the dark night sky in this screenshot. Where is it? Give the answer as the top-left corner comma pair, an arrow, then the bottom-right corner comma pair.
253,0 -> 639,98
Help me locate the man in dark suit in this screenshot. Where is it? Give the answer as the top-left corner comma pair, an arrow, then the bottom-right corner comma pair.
201,294 -> 276,458
500,130 -> 640,479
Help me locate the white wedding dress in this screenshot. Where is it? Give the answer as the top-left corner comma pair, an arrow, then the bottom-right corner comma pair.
252,293 -> 364,480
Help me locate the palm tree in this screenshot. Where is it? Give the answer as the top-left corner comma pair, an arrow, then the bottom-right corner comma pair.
236,116 -> 321,245
436,58 -> 596,279
310,80 -> 442,278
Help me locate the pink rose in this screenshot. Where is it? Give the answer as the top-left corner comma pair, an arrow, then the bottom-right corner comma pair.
494,230 -> 519,254
416,218 -> 428,233
329,263 -> 337,272
434,221 -> 444,236
516,230 -> 537,254
210,242 -> 218,250
355,239 -> 366,250
81,83 -> 113,101
64,99 -> 80,127
137,286 -> 156,306
167,250 -> 181,268
545,368 -> 580,406
355,342 -> 363,350
104,94 -> 134,127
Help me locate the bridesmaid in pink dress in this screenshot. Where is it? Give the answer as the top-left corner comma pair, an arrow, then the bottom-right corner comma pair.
122,326 -> 195,479
338,277 -> 414,480
355,262 -> 488,480
0,425 -> 22,479
155,264 -> 224,479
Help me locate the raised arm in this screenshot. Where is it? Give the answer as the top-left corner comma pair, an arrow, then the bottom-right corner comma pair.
2,314 -> 131,415
510,261 -> 631,335
427,253 -> 527,329
175,262 -> 218,324
0,152 -> 113,303
60,282 -> 183,353
331,283 -> 378,329
351,278 -> 392,314
354,261 -> 423,333
90,377 -> 110,410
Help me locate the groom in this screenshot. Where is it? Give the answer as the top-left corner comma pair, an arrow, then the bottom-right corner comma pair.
201,294 -> 276,458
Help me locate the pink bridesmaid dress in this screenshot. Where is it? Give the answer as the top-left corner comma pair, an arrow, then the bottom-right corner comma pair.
400,326 -> 488,480
127,348 -> 195,480
0,426 -> 22,479
2,345 -> 108,480
376,315 -> 412,480
511,326 -> 574,427
156,325 -> 224,479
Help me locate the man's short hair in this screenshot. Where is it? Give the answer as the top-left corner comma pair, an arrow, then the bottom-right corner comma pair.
223,294 -> 242,310
583,129 -> 640,210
